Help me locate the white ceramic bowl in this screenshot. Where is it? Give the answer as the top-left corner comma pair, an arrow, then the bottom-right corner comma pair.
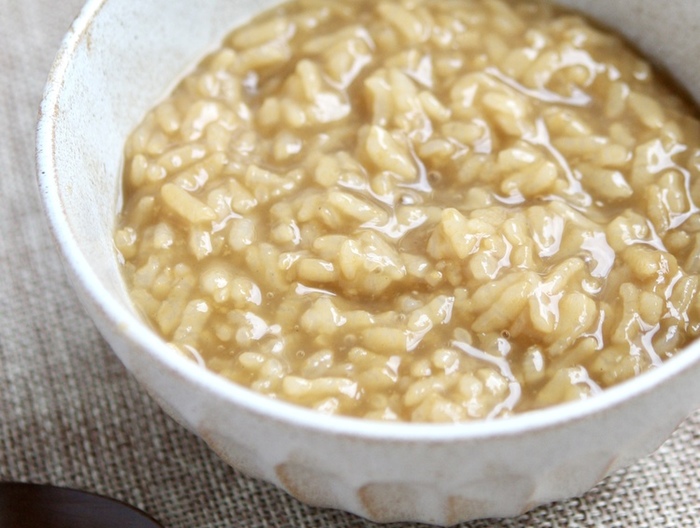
37,0 -> 700,524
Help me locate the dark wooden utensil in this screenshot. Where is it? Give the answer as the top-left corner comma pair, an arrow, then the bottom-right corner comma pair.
0,482 -> 163,528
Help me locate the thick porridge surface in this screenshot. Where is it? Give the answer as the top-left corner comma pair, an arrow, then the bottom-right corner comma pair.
115,0 -> 700,422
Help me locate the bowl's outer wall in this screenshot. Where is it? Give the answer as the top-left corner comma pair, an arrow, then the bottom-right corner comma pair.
38,0 -> 700,524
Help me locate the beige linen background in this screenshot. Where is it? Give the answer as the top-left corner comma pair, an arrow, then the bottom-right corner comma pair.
0,0 -> 698,526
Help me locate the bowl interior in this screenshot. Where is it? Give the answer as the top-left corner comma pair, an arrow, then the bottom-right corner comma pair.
38,0 -> 700,438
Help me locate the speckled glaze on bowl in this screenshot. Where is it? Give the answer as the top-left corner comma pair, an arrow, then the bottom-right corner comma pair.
37,0 -> 700,524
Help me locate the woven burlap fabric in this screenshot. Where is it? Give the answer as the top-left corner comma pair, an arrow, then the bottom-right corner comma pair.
0,0 -> 698,526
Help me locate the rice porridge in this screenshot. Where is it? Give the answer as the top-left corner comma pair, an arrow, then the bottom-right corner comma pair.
115,0 -> 700,422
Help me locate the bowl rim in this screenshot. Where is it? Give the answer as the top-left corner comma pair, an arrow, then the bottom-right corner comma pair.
37,0 -> 700,443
